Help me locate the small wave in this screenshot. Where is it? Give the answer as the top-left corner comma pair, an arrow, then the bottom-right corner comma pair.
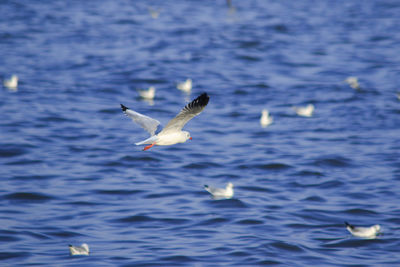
294,170 -> 325,177
205,198 -> 247,208
115,215 -> 189,225
269,241 -> 304,253
0,252 -> 28,261
240,186 -> 274,193
344,208 -> 379,215
0,144 -> 29,158
194,217 -> 229,226
157,255 -> 196,264
322,238 -> 381,248
312,155 -> 352,167
5,159 -> 43,166
93,189 -> 144,196
237,162 -> 292,170
121,155 -> 161,162
183,162 -> 222,169
236,219 -> 264,225
301,195 -> 326,202
3,192 -> 54,202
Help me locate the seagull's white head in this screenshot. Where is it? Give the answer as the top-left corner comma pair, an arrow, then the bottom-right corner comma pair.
373,225 -> 381,232
81,243 -> 89,253
183,131 -> 192,141
227,182 -> 233,189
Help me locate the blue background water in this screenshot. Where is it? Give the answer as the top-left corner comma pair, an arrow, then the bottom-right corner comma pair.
1,0 -> 400,266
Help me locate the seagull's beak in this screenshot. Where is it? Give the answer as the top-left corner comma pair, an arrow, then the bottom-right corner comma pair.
189,137 -> 193,140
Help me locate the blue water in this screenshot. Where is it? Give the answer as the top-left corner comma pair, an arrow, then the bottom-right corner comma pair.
1,0 -> 400,266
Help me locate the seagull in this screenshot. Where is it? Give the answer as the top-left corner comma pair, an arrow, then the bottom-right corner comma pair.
138,86 -> 156,100
177,79 -> 192,93
3,74 -> 18,90
345,222 -> 381,239
121,93 -> 209,151
148,7 -> 161,19
293,104 -> 314,117
260,109 -> 273,127
345,76 -> 360,90
204,183 -> 234,199
69,243 -> 89,256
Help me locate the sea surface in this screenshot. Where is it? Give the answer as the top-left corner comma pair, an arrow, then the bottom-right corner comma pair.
1,0 -> 400,266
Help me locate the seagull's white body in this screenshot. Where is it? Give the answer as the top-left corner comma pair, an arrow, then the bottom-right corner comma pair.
293,104 -> 314,117
4,75 -> 18,90
204,183 -> 234,199
345,222 -> 381,239
121,93 -> 209,150
345,76 -> 360,90
177,79 -> 192,93
138,86 -> 155,100
260,109 -> 273,127
69,243 -> 89,256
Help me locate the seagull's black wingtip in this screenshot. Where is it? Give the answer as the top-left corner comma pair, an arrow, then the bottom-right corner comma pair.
204,185 -> 209,188
197,92 -> 210,106
120,104 -> 128,111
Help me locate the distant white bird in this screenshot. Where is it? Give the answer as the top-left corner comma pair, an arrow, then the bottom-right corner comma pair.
345,222 -> 381,239
3,74 -> 18,90
177,79 -> 192,93
204,182 -> 234,199
138,86 -> 156,100
121,93 -> 209,151
69,243 -> 89,256
148,7 -> 161,19
293,104 -> 314,117
345,76 -> 360,90
260,109 -> 273,128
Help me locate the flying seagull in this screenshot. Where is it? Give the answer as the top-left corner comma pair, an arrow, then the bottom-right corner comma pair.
121,93 -> 209,150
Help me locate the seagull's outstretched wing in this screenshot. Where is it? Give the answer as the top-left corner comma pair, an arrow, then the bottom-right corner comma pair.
121,104 -> 160,136
161,93 -> 209,134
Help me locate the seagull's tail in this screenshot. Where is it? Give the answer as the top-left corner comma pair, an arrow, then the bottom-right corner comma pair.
121,104 -> 128,112
344,222 -> 354,229
204,185 -> 211,193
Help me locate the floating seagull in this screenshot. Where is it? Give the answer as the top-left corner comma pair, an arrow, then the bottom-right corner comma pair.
293,104 -> 314,117
204,182 -> 234,199
260,109 -> 273,128
177,79 -> 192,93
121,93 -> 209,151
148,7 -> 161,19
138,86 -> 156,100
345,76 -> 360,90
3,74 -> 18,90
345,222 -> 381,239
69,243 -> 89,256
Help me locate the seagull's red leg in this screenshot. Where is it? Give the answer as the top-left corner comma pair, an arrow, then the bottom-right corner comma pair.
143,143 -> 155,151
